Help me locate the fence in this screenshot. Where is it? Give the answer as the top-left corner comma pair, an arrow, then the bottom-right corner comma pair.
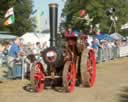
15,45 -> 128,80
119,46 -> 128,57
96,45 -> 128,64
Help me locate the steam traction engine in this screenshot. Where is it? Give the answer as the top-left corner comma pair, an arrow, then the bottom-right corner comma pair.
30,3 -> 96,92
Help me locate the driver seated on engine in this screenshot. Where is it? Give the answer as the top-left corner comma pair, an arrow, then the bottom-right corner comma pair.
64,26 -> 80,47
65,26 -> 79,38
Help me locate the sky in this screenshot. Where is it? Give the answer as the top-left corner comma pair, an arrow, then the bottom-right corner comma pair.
32,0 -> 66,32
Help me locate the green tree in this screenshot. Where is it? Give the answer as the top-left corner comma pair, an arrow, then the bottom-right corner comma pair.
62,0 -> 128,35
0,0 -> 34,36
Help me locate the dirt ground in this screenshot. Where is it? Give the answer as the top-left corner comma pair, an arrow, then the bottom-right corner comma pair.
0,57 -> 128,102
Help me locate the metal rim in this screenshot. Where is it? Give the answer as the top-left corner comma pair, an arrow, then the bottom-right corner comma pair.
31,62 -> 45,92
63,61 -> 76,92
80,49 -> 96,87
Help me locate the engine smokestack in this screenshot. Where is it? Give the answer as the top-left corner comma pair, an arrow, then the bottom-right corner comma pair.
49,3 -> 58,47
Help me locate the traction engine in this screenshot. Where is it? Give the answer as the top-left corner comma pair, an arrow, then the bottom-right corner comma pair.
30,3 -> 96,93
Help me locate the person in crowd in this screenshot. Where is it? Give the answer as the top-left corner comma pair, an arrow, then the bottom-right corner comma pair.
8,38 -> 21,58
24,43 -> 34,55
92,38 -> 99,55
42,41 -> 48,50
95,30 -> 105,42
86,35 -> 93,48
0,41 -> 10,65
0,41 -> 9,52
7,37 -> 22,79
33,42 -> 42,54
0,42 -> 5,53
92,38 -> 104,62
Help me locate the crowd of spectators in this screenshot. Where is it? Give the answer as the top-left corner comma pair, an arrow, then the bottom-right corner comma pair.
0,37 -> 48,79
92,31 -> 128,61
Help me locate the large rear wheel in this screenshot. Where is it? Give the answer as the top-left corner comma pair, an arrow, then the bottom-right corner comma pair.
80,49 -> 96,87
30,62 -> 45,92
63,61 -> 76,92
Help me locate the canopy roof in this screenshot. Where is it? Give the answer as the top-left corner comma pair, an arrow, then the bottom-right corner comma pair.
20,32 -> 50,46
110,32 -> 124,40
0,34 -> 17,40
0,31 -> 17,40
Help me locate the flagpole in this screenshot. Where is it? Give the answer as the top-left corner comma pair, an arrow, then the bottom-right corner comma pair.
36,9 -> 44,45
37,9 -> 41,33
36,9 -> 42,44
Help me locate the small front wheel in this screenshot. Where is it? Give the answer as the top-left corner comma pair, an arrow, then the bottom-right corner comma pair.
30,62 -> 45,92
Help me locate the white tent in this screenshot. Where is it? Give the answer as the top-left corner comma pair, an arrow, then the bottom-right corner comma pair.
20,32 -> 39,44
110,32 -> 124,40
20,32 -> 50,47
121,23 -> 128,30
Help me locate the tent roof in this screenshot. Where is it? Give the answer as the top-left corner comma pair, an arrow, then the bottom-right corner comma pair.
0,31 -> 17,40
20,32 -> 50,45
121,23 -> 128,30
0,34 -> 17,40
41,29 -> 50,33
110,32 -> 124,40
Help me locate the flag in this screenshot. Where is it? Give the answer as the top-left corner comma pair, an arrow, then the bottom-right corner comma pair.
4,15 -> 15,26
32,9 -> 37,15
4,7 -> 14,18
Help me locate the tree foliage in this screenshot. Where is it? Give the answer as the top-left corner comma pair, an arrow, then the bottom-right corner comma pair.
62,0 -> 128,35
0,0 -> 34,36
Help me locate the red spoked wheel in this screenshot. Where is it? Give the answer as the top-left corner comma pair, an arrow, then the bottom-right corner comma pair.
63,61 -> 76,92
80,49 -> 96,87
30,62 -> 45,92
